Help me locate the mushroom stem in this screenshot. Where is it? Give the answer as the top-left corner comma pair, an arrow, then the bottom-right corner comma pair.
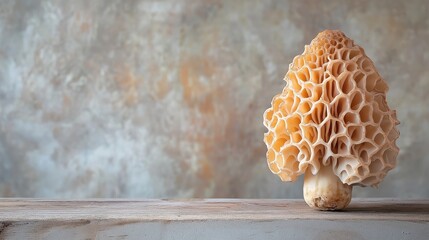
303,165 -> 352,210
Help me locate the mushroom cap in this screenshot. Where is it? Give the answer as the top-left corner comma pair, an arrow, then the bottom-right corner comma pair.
263,30 -> 399,186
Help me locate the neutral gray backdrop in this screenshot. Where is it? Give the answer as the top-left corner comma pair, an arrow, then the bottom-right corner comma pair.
0,0 -> 428,198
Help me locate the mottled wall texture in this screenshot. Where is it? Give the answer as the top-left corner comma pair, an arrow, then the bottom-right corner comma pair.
0,0 -> 428,198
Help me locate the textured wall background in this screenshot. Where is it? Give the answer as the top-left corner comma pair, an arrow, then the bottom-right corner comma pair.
0,0 -> 428,198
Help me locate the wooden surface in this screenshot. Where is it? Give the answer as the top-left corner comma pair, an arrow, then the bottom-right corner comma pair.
1,198 -> 429,240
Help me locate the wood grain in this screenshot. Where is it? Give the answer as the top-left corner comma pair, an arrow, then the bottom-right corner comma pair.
0,199 -> 428,240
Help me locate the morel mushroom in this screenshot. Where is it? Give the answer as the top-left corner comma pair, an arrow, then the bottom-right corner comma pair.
263,30 -> 399,210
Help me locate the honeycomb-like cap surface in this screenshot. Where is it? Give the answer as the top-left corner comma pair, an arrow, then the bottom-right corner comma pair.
263,30 -> 399,186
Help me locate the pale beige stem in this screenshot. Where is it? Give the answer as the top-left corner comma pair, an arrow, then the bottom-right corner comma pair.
303,165 -> 352,210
